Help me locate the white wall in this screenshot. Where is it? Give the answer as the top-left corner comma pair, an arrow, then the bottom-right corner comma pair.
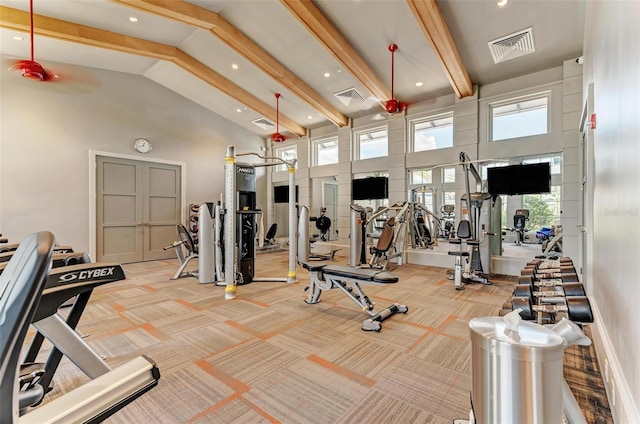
0,63 -> 265,253
583,1 -> 640,422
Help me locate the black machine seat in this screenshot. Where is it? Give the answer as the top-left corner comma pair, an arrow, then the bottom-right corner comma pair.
301,262 -> 399,284
449,220 -> 475,243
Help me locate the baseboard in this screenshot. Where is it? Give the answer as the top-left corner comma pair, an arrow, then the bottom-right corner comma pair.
590,297 -> 640,423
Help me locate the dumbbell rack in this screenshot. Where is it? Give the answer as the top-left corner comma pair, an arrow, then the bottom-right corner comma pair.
188,203 -> 199,250
500,257 -> 593,325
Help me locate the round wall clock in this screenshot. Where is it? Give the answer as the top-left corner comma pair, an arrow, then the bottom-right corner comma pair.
133,138 -> 152,153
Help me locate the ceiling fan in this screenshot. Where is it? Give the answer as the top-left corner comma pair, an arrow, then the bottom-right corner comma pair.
271,93 -> 287,143
7,0 -> 56,81
384,43 -> 407,114
370,43 -> 408,121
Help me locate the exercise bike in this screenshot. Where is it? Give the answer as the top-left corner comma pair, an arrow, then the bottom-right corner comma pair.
439,204 -> 456,239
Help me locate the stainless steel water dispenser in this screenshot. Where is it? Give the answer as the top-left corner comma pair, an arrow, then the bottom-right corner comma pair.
469,316 -> 566,423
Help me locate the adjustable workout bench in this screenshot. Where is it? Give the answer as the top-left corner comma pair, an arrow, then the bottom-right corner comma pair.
302,262 -> 408,331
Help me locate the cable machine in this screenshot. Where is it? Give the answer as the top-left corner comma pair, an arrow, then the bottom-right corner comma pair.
458,151 -> 498,278
223,145 -> 297,300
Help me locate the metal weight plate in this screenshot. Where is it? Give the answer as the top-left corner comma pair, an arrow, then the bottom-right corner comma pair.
512,297 -> 535,320
560,273 -> 580,283
563,282 -> 586,297
518,275 -> 534,286
513,284 -> 534,298
566,297 -> 594,323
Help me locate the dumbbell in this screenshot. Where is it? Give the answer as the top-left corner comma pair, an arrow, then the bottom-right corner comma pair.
518,274 -> 581,288
521,267 -> 578,280
513,282 -> 586,299
527,257 -> 573,267
512,296 -> 594,323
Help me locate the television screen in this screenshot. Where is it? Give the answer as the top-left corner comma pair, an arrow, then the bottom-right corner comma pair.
352,176 -> 388,200
487,163 -> 551,195
274,185 -> 299,203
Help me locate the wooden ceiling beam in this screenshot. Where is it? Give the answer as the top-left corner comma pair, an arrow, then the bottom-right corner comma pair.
280,0 -> 391,107
406,0 -> 473,98
112,0 -> 349,128
0,6 -> 306,137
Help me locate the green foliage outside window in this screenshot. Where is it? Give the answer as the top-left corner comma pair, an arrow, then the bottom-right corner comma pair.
523,195 -> 555,230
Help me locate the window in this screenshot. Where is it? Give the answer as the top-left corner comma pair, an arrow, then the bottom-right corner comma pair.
443,191 -> 457,210
411,169 -> 432,185
355,127 -> 387,160
490,93 -> 549,141
523,186 -> 561,230
443,167 -> 456,183
523,155 -> 562,175
414,191 -> 434,212
274,145 -> 297,171
411,112 -> 454,152
313,137 -> 338,166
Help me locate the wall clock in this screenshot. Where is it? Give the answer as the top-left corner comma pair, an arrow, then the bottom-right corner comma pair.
133,138 -> 152,153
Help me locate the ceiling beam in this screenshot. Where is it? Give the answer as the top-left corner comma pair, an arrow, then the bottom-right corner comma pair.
0,6 -> 306,137
111,0 -> 349,128
280,0 -> 391,107
406,0 -> 473,98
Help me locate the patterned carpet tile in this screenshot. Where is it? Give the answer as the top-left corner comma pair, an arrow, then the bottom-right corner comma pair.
336,390 -> 435,424
374,355 -> 459,412
243,361 -> 369,424
190,395 -> 278,424
109,363 -> 236,423
408,333 -> 472,374
120,300 -> 196,324
201,339 -> 304,387
313,334 -> 406,380
23,252 -> 610,424
436,373 -> 473,420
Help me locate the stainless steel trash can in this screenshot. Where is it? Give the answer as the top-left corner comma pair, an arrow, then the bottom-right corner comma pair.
469,316 -> 565,424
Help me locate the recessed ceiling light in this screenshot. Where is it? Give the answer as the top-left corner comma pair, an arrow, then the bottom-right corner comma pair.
415,82 -> 424,87
231,63 -> 239,70
497,0 -> 508,7
236,108 -> 242,113
12,35 -> 23,41
307,116 -> 313,120
323,72 -> 331,78
129,17 -> 138,22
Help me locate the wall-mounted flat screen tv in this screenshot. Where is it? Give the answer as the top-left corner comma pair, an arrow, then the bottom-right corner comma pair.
274,185 -> 299,203
352,176 -> 389,200
487,163 -> 551,195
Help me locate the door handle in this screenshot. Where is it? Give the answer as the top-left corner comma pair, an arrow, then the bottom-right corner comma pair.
577,224 -> 586,233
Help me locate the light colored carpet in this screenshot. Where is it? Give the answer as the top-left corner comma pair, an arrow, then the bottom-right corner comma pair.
25,251 -> 609,423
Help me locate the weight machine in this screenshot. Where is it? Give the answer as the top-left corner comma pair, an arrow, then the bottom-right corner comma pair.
349,201 -> 409,269
449,152 -> 499,287
222,145 -> 297,300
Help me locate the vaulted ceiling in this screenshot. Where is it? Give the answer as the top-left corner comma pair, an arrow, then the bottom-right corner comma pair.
0,0 -> 585,138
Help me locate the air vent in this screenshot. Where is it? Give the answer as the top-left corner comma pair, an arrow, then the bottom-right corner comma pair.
251,117 -> 275,130
333,88 -> 365,107
488,27 -> 535,64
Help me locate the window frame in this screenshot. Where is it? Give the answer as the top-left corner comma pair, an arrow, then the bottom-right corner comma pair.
274,144 -> 297,172
354,126 -> 388,160
312,136 -> 339,167
409,111 -> 454,152
489,91 -> 551,142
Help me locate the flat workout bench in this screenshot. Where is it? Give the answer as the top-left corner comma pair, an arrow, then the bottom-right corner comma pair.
302,262 -> 408,331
